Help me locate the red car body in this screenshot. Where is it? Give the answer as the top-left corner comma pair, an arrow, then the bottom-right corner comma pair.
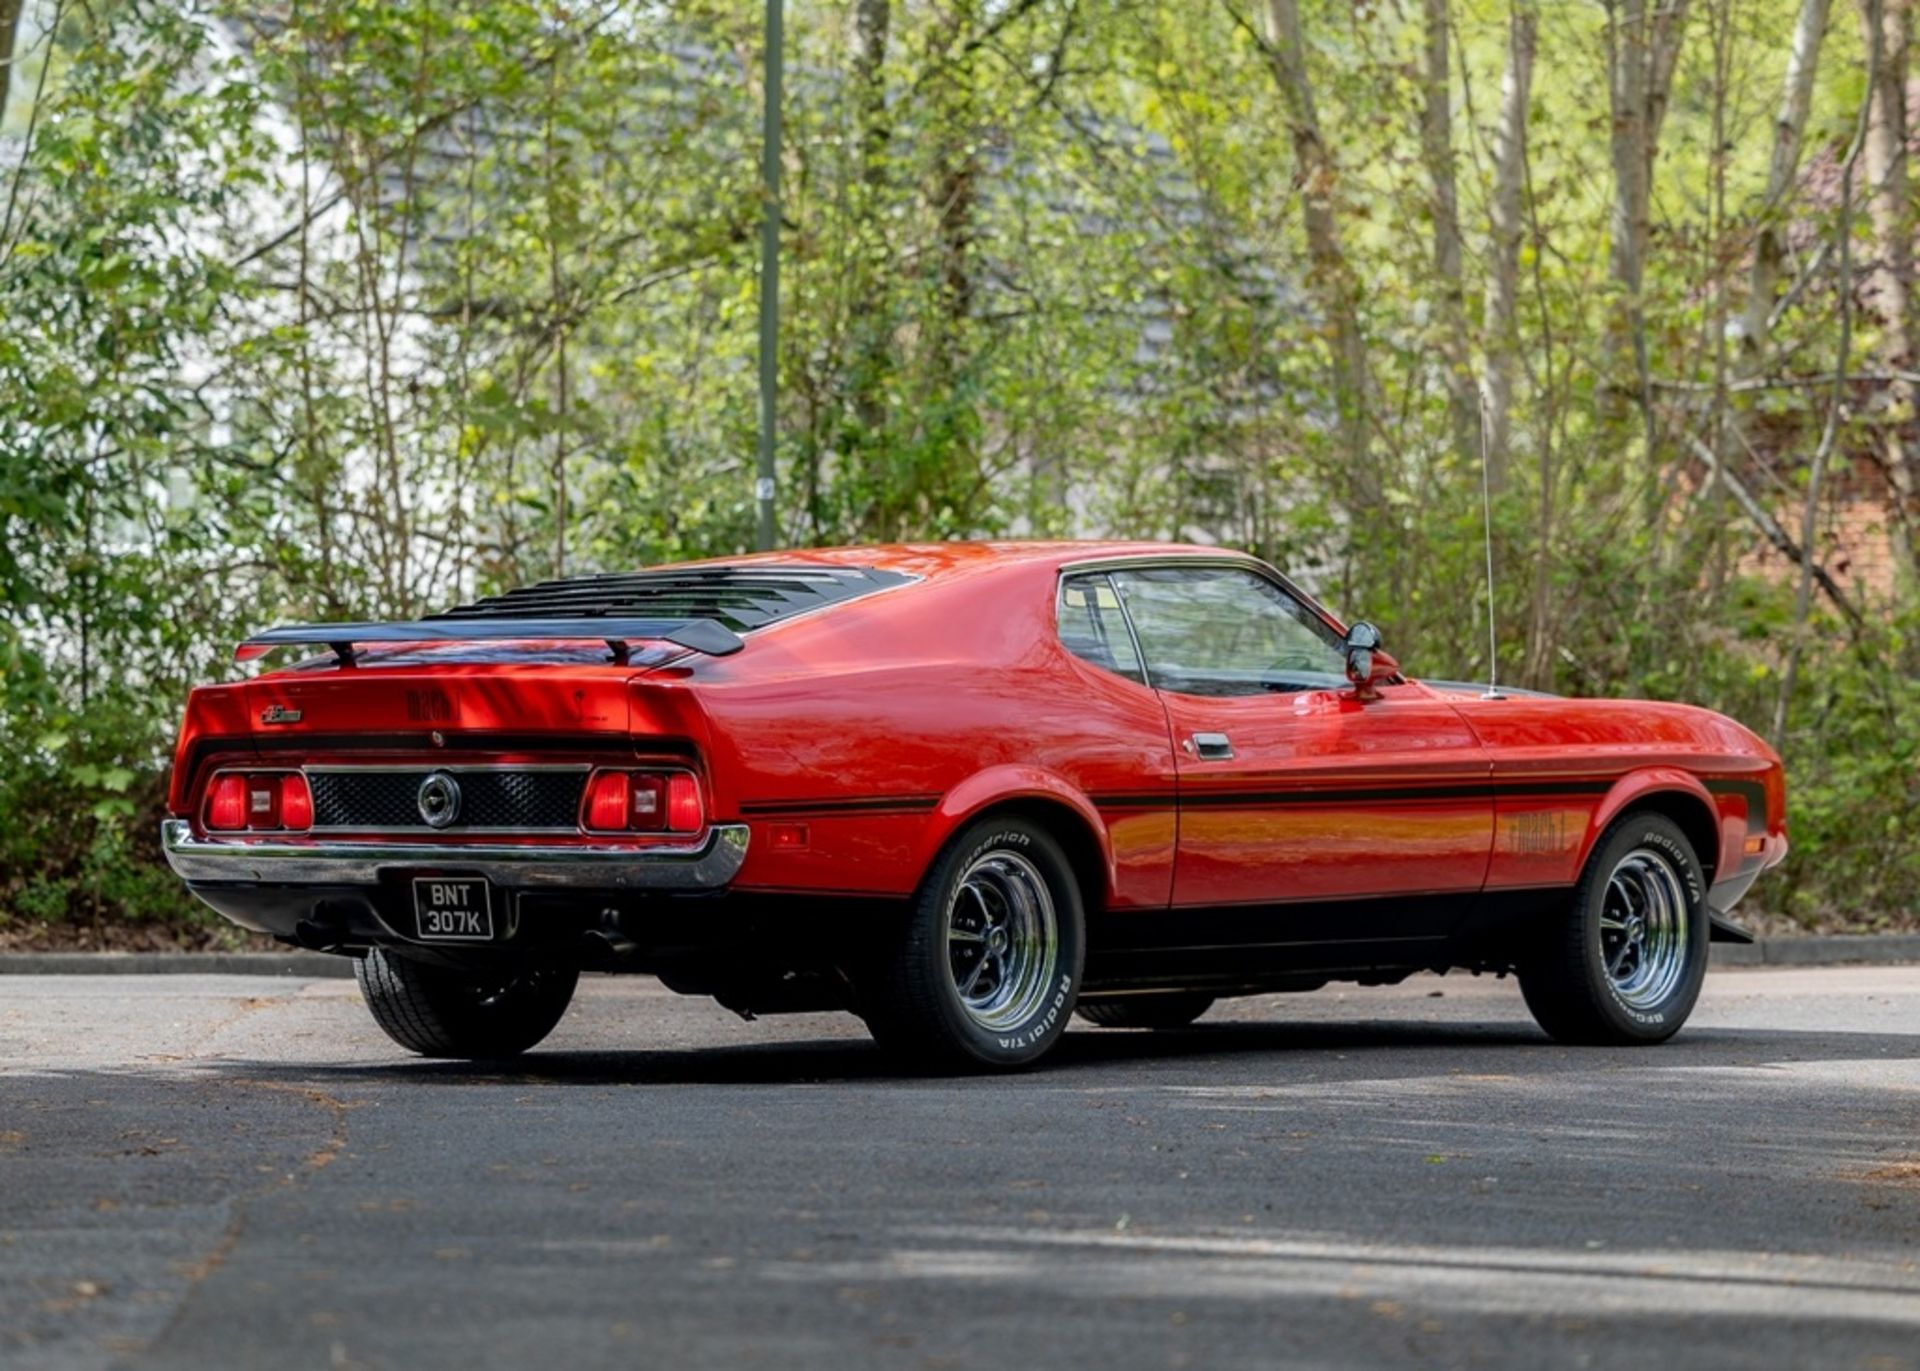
162,541 -> 1787,1061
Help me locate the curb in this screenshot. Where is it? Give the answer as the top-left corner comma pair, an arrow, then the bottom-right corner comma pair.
1710,934 -> 1920,968
0,951 -> 356,978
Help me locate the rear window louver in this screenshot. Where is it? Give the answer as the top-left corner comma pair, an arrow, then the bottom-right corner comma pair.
426,564 -> 914,633
236,565 -> 914,666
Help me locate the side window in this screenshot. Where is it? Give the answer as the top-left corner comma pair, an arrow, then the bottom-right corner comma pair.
1111,566 -> 1347,697
1056,574 -> 1146,684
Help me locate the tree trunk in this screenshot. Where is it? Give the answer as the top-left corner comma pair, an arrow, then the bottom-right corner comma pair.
927,0 -> 976,338
1601,0 -> 1690,436
1856,0 -> 1918,590
849,0 -> 892,458
1602,0 -> 1648,427
905,0 -> 978,540
854,0 -> 891,178
1259,0 -> 1377,513
1480,0 -> 1537,492
1709,0 -> 1829,621
1775,66 -> 1863,743
0,0 -> 24,122
1644,0 -> 1690,160
1739,0 -> 1831,355
1418,0 -> 1475,467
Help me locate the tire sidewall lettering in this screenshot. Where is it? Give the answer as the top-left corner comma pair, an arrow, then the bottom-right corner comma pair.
1599,826 -> 1703,1024
1634,829 -> 1703,903
952,830 -> 1031,884
996,972 -> 1076,1051
950,827 -> 1077,1059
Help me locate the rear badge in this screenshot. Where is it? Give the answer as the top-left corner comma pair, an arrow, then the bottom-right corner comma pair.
259,705 -> 302,725
406,688 -> 456,723
417,771 -> 462,828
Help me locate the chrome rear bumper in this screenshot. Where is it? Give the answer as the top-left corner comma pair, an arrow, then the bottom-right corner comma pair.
160,819 -> 749,891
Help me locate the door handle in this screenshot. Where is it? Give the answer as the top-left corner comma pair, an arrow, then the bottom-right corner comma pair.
1188,732 -> 1234,761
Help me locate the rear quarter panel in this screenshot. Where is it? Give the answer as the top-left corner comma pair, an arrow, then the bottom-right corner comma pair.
689,560 -> 1177,908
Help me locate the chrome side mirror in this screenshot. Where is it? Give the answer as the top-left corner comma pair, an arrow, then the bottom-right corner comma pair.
1343,622 -> 1397,699
1344,621 -> 1381,683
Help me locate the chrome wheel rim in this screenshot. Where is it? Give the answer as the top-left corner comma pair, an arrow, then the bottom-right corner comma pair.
946,849 -> 1059,1031
1600,848 -> 1690,1009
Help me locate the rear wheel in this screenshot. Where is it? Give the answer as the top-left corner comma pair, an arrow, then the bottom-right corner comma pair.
862,816 -> 1085,1071
355,950 -> 578,1059
1519,813 -> 1708,1045
1076,993 -> 1215,1029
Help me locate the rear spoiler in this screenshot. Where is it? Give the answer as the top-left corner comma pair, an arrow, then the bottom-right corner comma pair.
235,617 -> 745,666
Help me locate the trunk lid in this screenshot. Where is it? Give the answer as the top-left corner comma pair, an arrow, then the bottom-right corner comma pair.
167,645 -> 707,816
243,662 -> 640,740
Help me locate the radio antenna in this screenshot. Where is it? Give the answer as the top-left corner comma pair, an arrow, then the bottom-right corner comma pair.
1477,392 -> 1505,701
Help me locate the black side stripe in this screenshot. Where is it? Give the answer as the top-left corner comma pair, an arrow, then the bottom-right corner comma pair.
1093,780 -> 1615,810
1703,777 -> 1772,873
739,793 -> 942,817
742,777 -> 1752,819
1703,777 -> 1768,825
1093,793 -> 1178,810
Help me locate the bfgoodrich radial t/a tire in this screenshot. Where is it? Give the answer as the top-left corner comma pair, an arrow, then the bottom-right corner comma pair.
862,816 -> 1085,1071
355,950 -> 579,1059
1519,812 -> 1709,1046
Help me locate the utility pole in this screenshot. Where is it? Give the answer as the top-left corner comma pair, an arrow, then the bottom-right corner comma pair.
755,0 -> 783,552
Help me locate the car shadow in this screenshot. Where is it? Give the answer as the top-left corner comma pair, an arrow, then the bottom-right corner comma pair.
173,1015 -> 1920,1090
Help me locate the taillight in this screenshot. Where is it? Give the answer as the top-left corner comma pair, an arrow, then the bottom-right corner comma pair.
585,771 -> 631,831
584,769 -> 703,834
279,774 -> 313,831
206,774 -> 248,830
666,773 -> 701,832
203,772 -> 311,833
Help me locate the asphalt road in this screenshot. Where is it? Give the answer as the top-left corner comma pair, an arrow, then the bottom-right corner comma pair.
2,966 -> 1917,1371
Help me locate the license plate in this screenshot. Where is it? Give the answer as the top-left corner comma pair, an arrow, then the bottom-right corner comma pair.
410,877 -> 494,942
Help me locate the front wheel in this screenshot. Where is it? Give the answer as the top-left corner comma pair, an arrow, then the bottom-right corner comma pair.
1519,813 -> 1708,1045
355,950 -> 579,1059
862,816 -> 1085,1071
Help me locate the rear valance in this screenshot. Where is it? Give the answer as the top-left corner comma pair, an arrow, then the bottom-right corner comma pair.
236,617 -> 744,666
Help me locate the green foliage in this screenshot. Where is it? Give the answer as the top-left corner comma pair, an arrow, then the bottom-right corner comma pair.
0,0 -> 1914,938
0,668 -> 208,933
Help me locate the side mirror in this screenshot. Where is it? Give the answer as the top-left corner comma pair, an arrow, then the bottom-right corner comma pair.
1344,622 -> 1398,699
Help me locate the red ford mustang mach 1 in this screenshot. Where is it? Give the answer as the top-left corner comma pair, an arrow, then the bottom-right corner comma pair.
161,542 -> 1787,1069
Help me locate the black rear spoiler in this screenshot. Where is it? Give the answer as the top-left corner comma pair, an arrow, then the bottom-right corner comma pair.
235,617 -> 744,666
